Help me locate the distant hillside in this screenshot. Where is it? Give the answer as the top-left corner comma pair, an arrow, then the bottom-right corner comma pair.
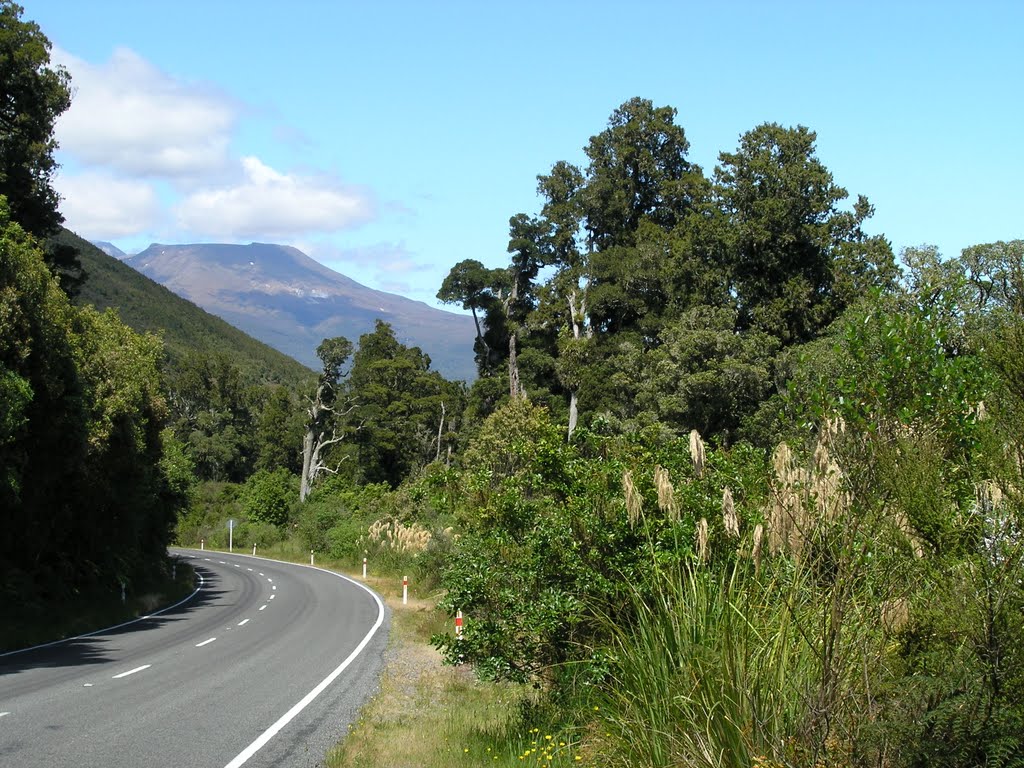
125,242 -> 478,382
92,240 -> 129,260
58,230 -> 314,388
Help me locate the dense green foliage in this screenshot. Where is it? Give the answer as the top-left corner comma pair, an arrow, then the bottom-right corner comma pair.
424,103 -> 1024,767
65,232 -> 314,484
437,99 -> 897,446
6,13 -> 1016,759
0,200 -> 182,602
160,97 -> 1024,768
0,1 -> 82,291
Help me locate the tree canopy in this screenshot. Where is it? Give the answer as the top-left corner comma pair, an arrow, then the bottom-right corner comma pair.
0,2 -> 81,292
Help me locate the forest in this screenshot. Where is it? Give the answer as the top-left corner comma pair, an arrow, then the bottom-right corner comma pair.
2,2 -> 1023,765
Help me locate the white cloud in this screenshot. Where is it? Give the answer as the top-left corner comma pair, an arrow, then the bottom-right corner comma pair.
54,172 -> 161,238
53,47 -> 236,179
175,156 -> 374,239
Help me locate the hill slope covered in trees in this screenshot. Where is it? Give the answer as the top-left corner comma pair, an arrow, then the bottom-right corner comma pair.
59,229 -> 313,388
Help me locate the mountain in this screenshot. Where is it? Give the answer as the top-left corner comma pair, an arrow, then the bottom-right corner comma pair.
58,229 -> 314,388
124,242 -> 478,382
92,240 -> 129,260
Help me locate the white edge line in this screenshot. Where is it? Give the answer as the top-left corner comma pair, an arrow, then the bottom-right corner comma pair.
222,564 -> 385,768
1,569 -> 206,659
112,663 -> 151,679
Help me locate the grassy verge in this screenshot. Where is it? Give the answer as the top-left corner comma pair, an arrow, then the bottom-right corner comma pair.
0,561 -> 196,653
324,579 -> 603,768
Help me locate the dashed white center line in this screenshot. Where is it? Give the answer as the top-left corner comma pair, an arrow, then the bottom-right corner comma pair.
195,637 -> 217,647
267,578 -> 273,583
259,604 -> 267,611
218,561 -> 226,564
238,618 -> 250,626
247,568 -> 253,571
112,664 -> 151,679
83,683 -> 93,687
272,585 -> 276,590
234,564 -> 240,568
269,594 -> 275,600
0,712 -> 10,718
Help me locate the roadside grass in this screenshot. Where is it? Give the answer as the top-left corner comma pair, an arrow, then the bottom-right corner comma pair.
0,562 -> 196,654
324,581 -> 601,768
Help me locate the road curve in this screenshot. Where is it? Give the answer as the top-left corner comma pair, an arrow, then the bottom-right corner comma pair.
0,549 -> 389,768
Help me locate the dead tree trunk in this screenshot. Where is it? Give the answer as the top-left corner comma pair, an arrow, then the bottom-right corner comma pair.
566,289 -> 591,441
435,401 -> 447,463
299,383 -> 352,502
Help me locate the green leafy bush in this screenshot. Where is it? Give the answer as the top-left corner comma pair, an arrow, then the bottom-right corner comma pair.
240,468 -> 296,526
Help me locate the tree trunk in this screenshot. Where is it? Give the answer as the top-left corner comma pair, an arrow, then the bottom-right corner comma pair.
435,401 -> 446,462
470,307 -> 489,359
299,383 -> 351,502
509,331 -> 523,399
300,427 -> 315,501
568,391 -> 579,438
565,290 -> 590,440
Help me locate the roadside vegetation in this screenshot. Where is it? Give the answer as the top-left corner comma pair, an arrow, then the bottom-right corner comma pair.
3,2 -> 1023,765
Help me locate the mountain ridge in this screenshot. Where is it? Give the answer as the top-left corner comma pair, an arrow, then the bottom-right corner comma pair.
119,242 -> 477,382
58,229 -> 314,389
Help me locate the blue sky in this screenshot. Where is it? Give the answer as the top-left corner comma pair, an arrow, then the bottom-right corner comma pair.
28,0 -> 1024,309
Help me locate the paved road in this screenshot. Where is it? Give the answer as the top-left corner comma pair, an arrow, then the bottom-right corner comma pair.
0,550 -> 388,768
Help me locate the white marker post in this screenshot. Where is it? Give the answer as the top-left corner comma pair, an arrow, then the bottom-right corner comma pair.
120,581 -> 126,604
228,518 -> 235,552
201,539 -> 204,551
252,543 -> 257,556
456,610 -> 463,639
362,557 -> 367,579
402,575 -> 408,605
310,549 -> 314,566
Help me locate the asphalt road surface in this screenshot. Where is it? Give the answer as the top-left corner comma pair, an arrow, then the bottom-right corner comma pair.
0,549 -> 389,768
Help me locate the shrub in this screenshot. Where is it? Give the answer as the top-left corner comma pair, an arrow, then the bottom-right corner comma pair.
240,468 -> 295,526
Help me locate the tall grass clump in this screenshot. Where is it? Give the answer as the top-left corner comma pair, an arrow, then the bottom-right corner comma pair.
596,429 -> 905,768
601,558 -> 825,768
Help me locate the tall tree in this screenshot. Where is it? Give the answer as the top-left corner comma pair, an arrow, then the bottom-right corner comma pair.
349,320 -> 462,486
714,123 -> 894,344
300,336 -> 354,501
0,2 -> 80,291
581,97 -> 699,250
581,99 -> 706,337
437,258 -> 508,375
1,197 -> 180,600
164,351 -> 255,482
254,385 -> 304,474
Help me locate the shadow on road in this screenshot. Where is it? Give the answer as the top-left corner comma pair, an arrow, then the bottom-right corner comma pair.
0,566 -> 226,676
